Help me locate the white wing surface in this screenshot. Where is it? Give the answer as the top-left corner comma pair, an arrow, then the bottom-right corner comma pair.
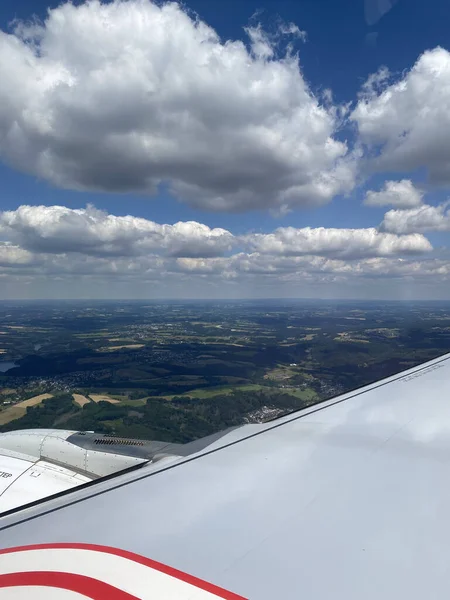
1,353 -> 450,599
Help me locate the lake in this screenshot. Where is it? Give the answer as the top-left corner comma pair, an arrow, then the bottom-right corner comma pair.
0,361 -> 18,373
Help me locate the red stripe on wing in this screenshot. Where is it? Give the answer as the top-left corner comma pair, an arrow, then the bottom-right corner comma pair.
0,543 -> 248,600
0,571 -> 139,599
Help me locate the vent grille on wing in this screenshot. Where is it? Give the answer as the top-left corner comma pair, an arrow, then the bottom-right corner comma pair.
93,438 -> 145,447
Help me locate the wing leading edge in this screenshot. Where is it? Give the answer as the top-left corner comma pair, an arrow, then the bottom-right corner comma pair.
1,353 -> 450,599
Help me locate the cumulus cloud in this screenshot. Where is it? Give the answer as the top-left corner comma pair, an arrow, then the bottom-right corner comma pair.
0,205 -> 234,258
0,202 -> 440,299
0,243 -> 35,267
352,47 -> 450,185
0,0 -> 355,212
3,247 -> 448,284
0,205 -> 433,263
1,243 -> 449,300
364,180 -> 423,208
246,226 -> 432,258
381,202 -> 450,234
175,253 -> 356,279
175,253 -> 450,284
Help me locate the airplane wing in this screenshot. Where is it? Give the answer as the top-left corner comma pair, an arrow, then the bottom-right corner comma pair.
0,352 -> 450,599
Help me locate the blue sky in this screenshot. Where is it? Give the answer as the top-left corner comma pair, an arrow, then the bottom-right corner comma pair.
1,0 -> 450,299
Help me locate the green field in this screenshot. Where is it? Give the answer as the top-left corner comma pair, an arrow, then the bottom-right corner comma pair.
279,388 -> 318,402
180,384 -> 318,402
119,398 -> 148,406
182,384 -> 269,399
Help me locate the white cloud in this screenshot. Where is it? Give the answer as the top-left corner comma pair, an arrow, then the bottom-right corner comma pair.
278,22 -> 307,41
0,201 -> 441,299
0,243 -> 35,267
246,226 -> 432,258
2,245 -> 450,300
364,180 -> 423,208
3,249 -> 448,283
245,24 -> 274,60
175,253 -> 450,285
0,205 -> 433,263
0,205 -> 234,258
0,202 -> 440,298
352,47 -> 450,185
0,0 -> 355,213
381,203 -> 450,234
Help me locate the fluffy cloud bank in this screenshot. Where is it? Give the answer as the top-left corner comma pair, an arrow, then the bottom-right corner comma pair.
2,248 -> 448,293
0,231 -> 447,301
0,0 -> 355,213
0,205 -> 432,261
246,226 -> 431,258
364,180 -> 423,209
352,47 -> 450,185
0,205 -> 234,258
0,204 -> 441,299
381,203 -> 450,234
175,253 -> 450,282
